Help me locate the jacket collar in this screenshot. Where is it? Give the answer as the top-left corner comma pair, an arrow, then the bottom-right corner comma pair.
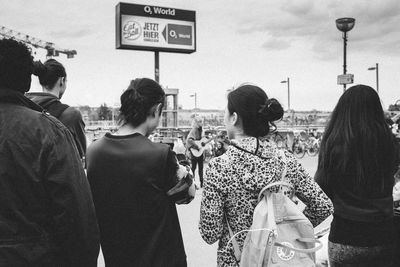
0,87 -> 43,112
229,136 -> 277,159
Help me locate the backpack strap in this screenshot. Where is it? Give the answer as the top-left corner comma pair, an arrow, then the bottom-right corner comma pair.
45,100 -> 69,118
258,150 -> 295,201
275,238 -> 323,253
225,217 -> 241,264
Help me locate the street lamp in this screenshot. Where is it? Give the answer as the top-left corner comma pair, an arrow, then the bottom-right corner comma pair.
189,93 -> 197,116
368,63 -> 379,94
336,17 -> 356,93
280,77 -> 290,111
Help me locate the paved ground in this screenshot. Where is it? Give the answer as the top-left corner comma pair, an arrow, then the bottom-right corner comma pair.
97,155 -> 331,266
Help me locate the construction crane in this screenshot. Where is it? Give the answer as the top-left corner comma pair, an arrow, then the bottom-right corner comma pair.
0,26 -> 77,58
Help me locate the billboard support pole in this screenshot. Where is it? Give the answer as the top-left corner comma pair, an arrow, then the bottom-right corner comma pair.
155,51 -> 160,83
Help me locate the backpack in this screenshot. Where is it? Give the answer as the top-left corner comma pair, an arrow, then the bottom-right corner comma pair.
226,150 -> 322,266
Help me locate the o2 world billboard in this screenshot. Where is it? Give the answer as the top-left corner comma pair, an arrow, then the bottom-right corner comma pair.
116,3 -> 196,53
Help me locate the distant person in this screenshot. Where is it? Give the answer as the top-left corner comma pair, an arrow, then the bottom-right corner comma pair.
199,84 -> 333,266
173,135 -> 187,162
0,38 -> 99,266
315,85 -> 400,266
27,59 -> 86,159
87,78 -> 195,267
186,117 -> 207,187
214,140 -> 227,157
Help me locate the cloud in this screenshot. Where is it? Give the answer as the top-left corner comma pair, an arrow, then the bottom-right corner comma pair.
262,39 -> 291,50
49,29 -> 95,39
235,0 -> 400,58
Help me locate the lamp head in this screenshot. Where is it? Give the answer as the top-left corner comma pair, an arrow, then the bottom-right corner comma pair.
336,17 -> 355,32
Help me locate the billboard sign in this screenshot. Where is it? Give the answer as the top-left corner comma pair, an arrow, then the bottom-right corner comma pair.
116,3 -> 196,53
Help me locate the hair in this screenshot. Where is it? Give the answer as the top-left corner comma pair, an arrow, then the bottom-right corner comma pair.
118,78 -> 165,127
33,59 -> 66,89
227,84 -> 283,138
315,84 -> 400,195
0,38 -> 33,92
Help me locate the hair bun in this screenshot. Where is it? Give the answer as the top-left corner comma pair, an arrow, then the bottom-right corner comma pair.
258,98 -> 283,122
32,60 -> 46,77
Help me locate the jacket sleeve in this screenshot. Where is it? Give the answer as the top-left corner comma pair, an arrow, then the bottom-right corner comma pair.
285,152 -> 333,227
165,149 -> 195,204
199,159 -> 225,244
43,124 -> 99,267
59,107 -> 87,159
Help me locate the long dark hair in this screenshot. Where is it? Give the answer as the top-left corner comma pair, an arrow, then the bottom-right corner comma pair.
315,85 -> 399,195
118,78 -> 165,127
227,84 -> 283,138
33,59 -> 66,89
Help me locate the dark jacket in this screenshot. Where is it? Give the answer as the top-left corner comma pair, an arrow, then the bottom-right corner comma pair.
0,89 -> 99,267
87,132 -> 187,267
26,92 -> 86,159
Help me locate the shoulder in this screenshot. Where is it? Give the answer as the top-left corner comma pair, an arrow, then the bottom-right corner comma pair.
12,105 -> 71,144
60,106 -> 82,120
206,152 -> 232,178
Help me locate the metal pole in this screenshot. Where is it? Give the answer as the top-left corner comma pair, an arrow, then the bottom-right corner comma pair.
155,51 -> 160,83
287,77 -> 290,111
195,93 -> 197,115
376,63 -> 379,94
343,32 -> 347,93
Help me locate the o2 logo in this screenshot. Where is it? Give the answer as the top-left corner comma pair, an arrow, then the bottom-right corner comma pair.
123,21 -> 141,40
276,242 -> 295,261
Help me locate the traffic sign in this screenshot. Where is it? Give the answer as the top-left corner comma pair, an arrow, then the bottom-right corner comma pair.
337,74 -> 354,85
116,3 -> 196,54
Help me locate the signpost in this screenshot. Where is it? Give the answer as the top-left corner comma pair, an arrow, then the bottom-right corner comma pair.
337,74 -> 354,85
116,3 -> 196,83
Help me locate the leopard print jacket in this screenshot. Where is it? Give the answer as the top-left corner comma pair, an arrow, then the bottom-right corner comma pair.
199,137 -> 333,267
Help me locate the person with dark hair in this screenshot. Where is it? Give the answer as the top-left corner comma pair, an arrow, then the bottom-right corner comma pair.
214,140 -> 227,157
0,38 -> 99,266
26,59 -> 86,160
315,85 -> 400,266
199,84 -> 333,266
86,78 -> 195,267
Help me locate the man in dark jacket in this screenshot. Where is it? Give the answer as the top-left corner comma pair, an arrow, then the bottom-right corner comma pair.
0,38 -> 99,266
26,59 -> 86,159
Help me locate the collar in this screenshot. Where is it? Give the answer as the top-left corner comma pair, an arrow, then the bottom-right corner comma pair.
0,87 -> 43,112
229,136 -> 276,159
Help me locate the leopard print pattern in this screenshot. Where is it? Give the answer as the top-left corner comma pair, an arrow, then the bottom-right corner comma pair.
199,137 -> 333,267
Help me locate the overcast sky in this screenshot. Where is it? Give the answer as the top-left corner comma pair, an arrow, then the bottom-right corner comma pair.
1,0 -> 400,111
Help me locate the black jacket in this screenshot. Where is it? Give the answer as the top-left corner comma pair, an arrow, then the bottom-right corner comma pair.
26,92 -> 87,159
0,89 -> 99,266
87,132 -> 187,267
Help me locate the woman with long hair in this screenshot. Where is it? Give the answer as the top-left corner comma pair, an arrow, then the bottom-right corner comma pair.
315,84 -> 400,266
199,84 -> 333,266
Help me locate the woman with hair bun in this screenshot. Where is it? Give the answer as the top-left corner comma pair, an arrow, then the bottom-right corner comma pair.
199,84 -> 333,266
26,59 -> 86,159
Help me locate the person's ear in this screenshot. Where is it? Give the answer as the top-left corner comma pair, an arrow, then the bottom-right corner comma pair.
151,103 -> 163,117
231,112 -> 239,125
59,77 -> 64,87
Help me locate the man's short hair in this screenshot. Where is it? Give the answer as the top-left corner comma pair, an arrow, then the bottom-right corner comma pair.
0,38 -> 33,92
